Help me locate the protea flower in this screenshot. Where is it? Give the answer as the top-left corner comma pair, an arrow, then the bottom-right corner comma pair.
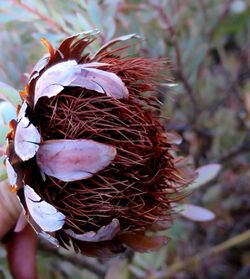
5,31 -> 195,257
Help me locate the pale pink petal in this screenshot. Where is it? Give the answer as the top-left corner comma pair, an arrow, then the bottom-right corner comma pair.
14,210 -> 27,233
162,83 -> 179,87
92,33 -> 140,58
36,139 -> 117,182
34,60 -> 107,105
166,132 -> 182,145
17,102 -> 28,122
71,67 -> 129,99
29,54 -> 49,82
65,218 -> 120,242
40,170 -> 46,182
34,60 -> 128,106
34,60 -> 79,105
5,158 -> 17,186
18,191 -> 60,247
188,164 -> 222,191
14,117 -> 41,161
80,62 -> 109,68
24,185 -> 65,232
180,204 -> 215,222
39,231 -> 59,247
14,196 -> 28,233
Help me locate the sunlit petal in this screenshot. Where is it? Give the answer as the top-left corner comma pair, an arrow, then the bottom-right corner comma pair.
34,60 -> 128,105
24,185 -> 65,232
71,67 -> 129,99
14,117 -> 41,161
5,158 -> 17,186
17,102 -> 28,122
34,60 -> 78,105
29,54 -> 49,82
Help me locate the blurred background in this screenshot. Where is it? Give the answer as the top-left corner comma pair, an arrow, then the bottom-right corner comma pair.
0,0 -> 249,278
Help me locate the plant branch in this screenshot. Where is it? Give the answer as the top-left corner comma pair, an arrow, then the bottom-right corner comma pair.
207,0 -> 233,41
217,132 -> 250,163
12,0 -> 71,35
161,230 -> 250,278
197,0 -> 234,80
39,242 -> 107,277
150,3 -> 200,121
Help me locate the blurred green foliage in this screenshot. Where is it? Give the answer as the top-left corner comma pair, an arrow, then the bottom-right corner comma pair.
0,0 -> 250,278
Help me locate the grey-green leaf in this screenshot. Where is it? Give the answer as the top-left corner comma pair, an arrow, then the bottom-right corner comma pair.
0,82 -> 21,107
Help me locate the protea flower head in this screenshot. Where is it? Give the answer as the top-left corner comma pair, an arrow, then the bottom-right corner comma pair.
5,31 -> 195,257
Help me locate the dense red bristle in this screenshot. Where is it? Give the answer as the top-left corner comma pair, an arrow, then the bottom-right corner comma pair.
32,84 -> 187,235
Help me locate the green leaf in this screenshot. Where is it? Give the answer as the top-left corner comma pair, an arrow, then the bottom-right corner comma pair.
104,17 -> 116,41
0,82 -> 20,107
105,259 -> 129,279
0,125 -> 8,146
166,220 -> 186,240
0,101 -> 16,125
87,1 -> 103,31
134,248 -> 167,270
75,12 -> 93,31
0,156 -> 7,182
215,10 -> 250,36
0,14 -> 17,24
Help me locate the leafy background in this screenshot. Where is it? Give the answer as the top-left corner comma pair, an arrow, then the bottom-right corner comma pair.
0,0 -> 250,278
